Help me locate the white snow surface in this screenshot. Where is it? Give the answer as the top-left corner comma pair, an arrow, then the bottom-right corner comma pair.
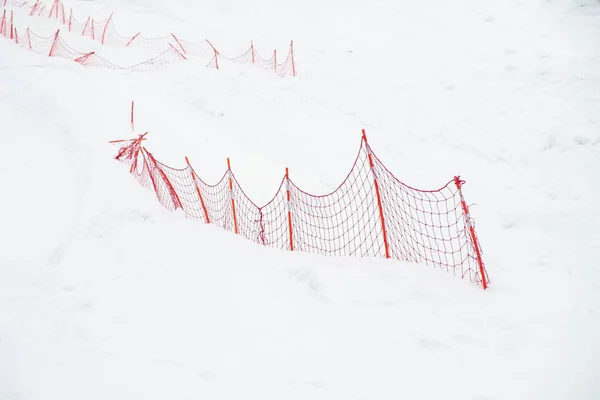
1,0 -> 599,399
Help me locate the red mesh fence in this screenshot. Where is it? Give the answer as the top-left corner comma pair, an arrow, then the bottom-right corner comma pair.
112,119 -> 490,290
3,0 -> 296,76
0,14 -> 187,71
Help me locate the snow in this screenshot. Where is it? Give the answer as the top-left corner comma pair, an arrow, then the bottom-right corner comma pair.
1,0 -> 599,399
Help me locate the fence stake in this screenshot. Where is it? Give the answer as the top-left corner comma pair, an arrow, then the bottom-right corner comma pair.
171,33 -> 187,55
227,158 -> 239,234
285,168 -> 294,251
9,10 -> 13,40
130,101 -> 135,131
48,29 -> 60,57
290,40 -> 296,77
82,16 -> 90,37
362,129 -> 390,259
273,49 -> 277,71
49,0 -> 58,19
251,40 -> 255,63
186,156 -> 210,224
0,10 -> 6,37
101,13 -> 113,44
30,0 -> 39,16
125,32 -> 140,47
454,176 -> 488,289
26,27 -> 32,49
206,40 -> 219,70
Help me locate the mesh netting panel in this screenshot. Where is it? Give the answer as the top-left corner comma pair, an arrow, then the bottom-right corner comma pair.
230,174 -> 289,249
112,132 -> 488,287
179,39 -> 218,59
194,173 -> 233,232
153,161 -> 202,220
26,30 -> 54,54
5,0 -> 296,76
369,146 -> 484,283
290,142 -> 384,257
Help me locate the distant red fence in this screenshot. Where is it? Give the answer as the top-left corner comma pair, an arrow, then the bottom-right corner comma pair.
3,0 -> 296,76
112,106 -> 490,289
0,12 -> 186,71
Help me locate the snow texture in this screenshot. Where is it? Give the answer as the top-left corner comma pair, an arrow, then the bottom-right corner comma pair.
0,0 -> 599,399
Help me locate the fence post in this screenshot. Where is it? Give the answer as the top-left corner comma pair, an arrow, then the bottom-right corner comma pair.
454,176 -> 488,289
251,40 -> 255,63
170,33 -> 186,55
26,27 -> 32,49
9,11 -> 13,40
101,13 -> 113,44
68,9 -> 72,32
48,29 -> 60,57
362,129 -> 390,259
273,49 -> 277,72
74,51 -> 94,65
227,158 -> 239,234
143,149 -> 183,211
91,18 -> 95,40
0,10 -> 6,37
30,1 -> 39,17
290,40 -> 296,77
168,43 -> 187,60
285,168 -> 294,251
186,157 -> 210,224
49,0 -> 57,19
130,100 -> 135,131
206,40 -> 219,70
125,33 -> 140,47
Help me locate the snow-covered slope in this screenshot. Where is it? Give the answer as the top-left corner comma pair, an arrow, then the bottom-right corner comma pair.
1,0 -> 599,399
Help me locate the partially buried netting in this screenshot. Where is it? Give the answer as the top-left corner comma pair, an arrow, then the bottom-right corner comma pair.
113,132 -> 490,289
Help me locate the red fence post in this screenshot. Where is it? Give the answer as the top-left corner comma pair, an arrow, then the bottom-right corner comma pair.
125,32 -> 139,47
49,0 -> 57,19
82,16 -> 90,37
227,158 -> 239,234
68,9 -> 72,32
26,27 -> 32,49
454,176 -> 488,289
251,40 -> 255,63
273,49 -> 277,72
74,51 -> 94,65
9,11 -> 13,40
206,40 -> 219,70
286,168 -> 294,251
48,29 -> 60,57
186,157 -> 210,224
290,40 -> 296,77
101,13 -> 113,44
0,10 -> 6,37
171,33 -> 186,55
168,43 -> 187,60
362,129 -> 390,259
130,100 -> 135,131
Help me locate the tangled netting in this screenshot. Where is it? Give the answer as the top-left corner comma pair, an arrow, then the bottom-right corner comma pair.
1,0 -> 296,75
113,126 -> 490,290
